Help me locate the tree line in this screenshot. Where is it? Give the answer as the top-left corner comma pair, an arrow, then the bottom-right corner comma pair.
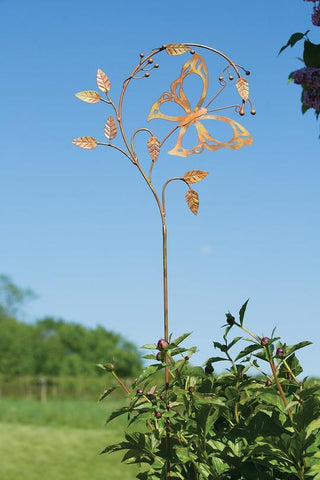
0,275 -> 142,378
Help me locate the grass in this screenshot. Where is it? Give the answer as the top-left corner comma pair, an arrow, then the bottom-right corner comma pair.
0,398 -> 138,480
0,398 -> 122,429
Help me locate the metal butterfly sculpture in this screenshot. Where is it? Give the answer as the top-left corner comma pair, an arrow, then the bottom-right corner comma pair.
148,53 -> 253,157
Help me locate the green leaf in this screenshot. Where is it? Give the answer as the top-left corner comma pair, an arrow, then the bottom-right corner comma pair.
206,356 -> 227,363
187,366 -> 206,376
303,40 -> 320,68
96,362 -> 114,372
239,299 -> 249,326
285,340 -> 312,357
105,406 -> 129,424
171,332 -> 191,346
100,441 -> 128,455
279,353 -> 303,377
228,336 -> 242,350
133,363 -> 163,386
141,343 -> 157,350
235,343 -> 261,361
306,418 -> 320,438
278,31 -> 309,55
213,341 -> 228,352
98,385 -> 119,402
223,325 -> 233,341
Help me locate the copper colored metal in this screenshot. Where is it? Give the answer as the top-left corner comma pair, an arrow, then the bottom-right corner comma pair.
73,42 -> 255,479
148,53 -> 253,157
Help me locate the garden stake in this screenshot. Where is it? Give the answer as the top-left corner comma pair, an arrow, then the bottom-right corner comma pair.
73,42 -> 255,479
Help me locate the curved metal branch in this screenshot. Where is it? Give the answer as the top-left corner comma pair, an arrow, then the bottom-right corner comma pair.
130,127 -> 154,159
160,126 -> 179,148
117,48 -> 162,163
184,42 -> 242,78
97,142 -> 134,162
106,92 -> 119,119
205,82 -> 227,109
161,177 -> 190,217
206,104 -> 241,114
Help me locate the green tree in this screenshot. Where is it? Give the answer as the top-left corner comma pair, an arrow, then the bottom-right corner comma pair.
0,274 -> 36,319
0,317 -> 36,375
0,275 -> 143,378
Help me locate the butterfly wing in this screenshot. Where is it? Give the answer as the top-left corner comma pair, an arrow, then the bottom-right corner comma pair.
169,115 -> 253,157
147,53 -> 208,123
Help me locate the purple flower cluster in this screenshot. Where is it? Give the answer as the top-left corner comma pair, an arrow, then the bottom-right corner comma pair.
303,89 -> 320,111
293,67 -> 320,112
292,67 -> 320,88
312,4 -> 320,25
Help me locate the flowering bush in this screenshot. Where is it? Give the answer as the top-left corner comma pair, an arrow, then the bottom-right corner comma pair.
99,302 -> 320,480
279,2 -> 320,120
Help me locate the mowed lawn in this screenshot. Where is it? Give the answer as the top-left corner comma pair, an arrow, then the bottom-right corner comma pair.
0,399 -> 138,480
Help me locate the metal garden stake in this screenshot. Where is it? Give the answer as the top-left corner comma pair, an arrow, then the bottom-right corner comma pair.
72,42 -> 255,478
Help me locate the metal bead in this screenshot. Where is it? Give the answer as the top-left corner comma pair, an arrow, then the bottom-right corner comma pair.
145,72 -> 150,77
246,70 -> 250,76
251,109 -> 256,115
190,49 -> 195,54
219,76 -> 224,81
140,52 -> 144,58
229,74 -> 234,81
154,63 -> 159,68
162,44 -> 167,49
148,58 -> 153,64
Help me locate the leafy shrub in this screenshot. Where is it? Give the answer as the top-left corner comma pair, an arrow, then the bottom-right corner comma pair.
99,302 -> 320,480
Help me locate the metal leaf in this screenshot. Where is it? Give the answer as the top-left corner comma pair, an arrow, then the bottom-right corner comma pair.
104,116 -> 117,140
75,90 -> 100,103
147,136 -> 160,162
183,170 -> 208,184
72,136 -> 98,149
97,69 -> 111,93
236,78 -> 249,102
166,43 -> 190,55
185,189 -> 199,215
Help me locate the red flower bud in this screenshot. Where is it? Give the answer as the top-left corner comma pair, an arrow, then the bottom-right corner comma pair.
157,338 -> 169,350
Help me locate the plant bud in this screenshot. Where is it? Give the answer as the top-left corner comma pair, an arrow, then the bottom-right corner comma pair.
226,313 -> 235,325
260,337 -> 269,346
136,389 -> 143,396
204,363 -> 214,375
157,338 -> 169,350
188,386 -> 195,393
155,411 -> 162,418
276,347 -> 284,358
156,351 -> 163,361
265,379 -> 272,387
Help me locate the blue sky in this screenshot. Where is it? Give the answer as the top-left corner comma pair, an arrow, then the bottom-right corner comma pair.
1,0 -> 319,375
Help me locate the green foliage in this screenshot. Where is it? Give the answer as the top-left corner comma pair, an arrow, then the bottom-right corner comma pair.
0,316 -> 142,378
0,274 -> 36,318
279,18 -> 320,122
278,31 -> 310,55
0,275 -> 142,378
304,40 -> 320,68
101,302 -> 320,479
